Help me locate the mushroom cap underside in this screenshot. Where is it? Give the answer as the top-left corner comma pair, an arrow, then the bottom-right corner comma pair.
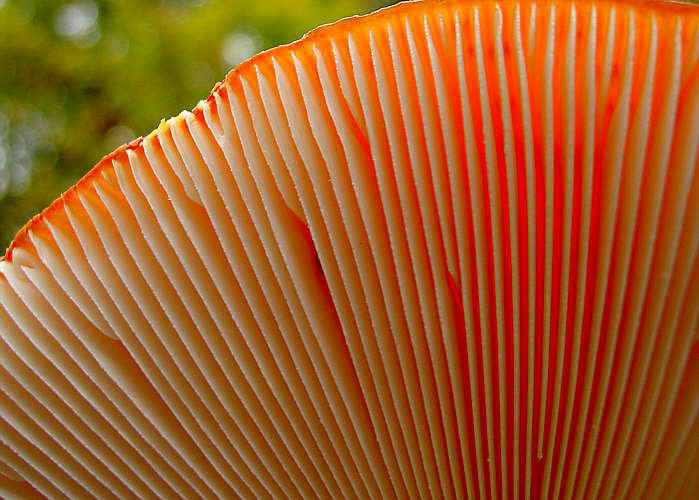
1,0 -> 698,499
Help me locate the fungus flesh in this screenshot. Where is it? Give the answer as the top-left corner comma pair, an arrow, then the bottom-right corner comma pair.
1,0 -> 698,499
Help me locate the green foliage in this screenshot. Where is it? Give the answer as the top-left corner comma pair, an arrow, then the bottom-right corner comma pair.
0,0 -> 396,251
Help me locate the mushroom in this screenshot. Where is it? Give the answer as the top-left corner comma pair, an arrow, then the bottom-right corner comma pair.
1,0 -> 697,498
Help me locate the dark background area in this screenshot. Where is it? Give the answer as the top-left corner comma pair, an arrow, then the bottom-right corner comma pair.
0,0 -> 398,251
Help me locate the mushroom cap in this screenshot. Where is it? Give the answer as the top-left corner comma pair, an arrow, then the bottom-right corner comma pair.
1,0 -> 698,499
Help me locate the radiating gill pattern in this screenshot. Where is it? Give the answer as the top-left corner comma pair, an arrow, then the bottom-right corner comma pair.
1,1 -> 698,499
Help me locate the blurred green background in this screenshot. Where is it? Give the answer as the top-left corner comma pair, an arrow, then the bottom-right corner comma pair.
0,0 -> 398,252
